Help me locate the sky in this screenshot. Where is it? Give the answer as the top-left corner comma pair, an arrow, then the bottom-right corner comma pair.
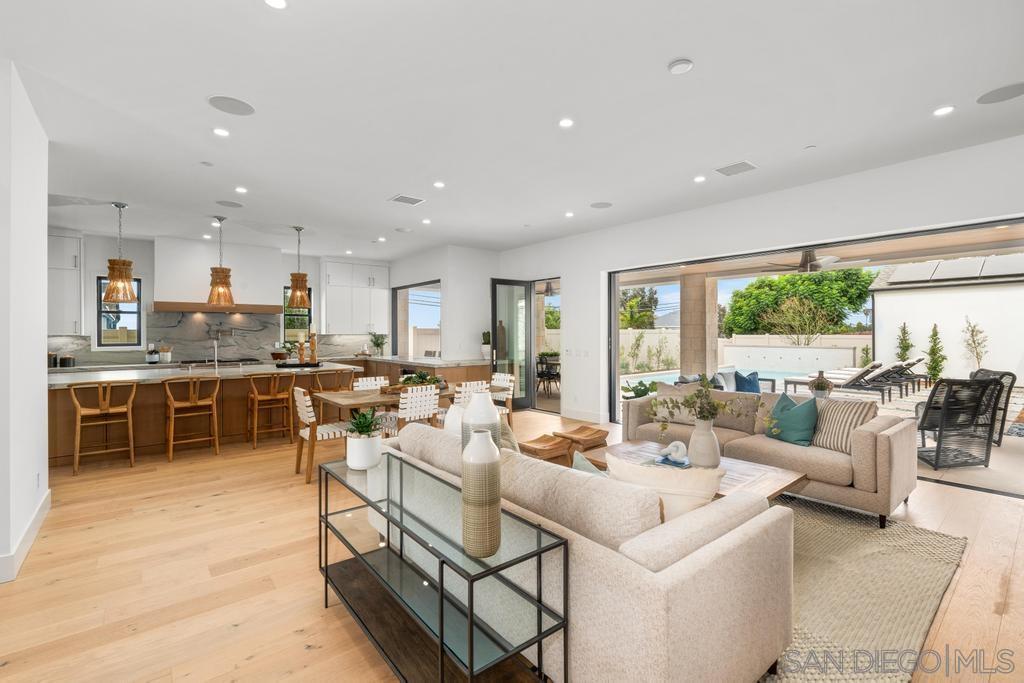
408,288 -> 441,328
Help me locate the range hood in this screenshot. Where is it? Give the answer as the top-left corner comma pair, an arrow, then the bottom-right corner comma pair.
153,301 -> 283,314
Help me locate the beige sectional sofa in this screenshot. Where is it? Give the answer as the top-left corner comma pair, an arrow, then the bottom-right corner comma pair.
623,385 -> 918,527
386,423 -> 793,682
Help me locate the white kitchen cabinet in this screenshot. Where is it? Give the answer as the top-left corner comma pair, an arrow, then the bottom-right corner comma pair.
351,264 -> 371,288
48,268 -> 82,335
368,265 -> 388,290
323,261 -> 353,287
321,259 -> 390,334
48,235 -> 81,270
323,285 -> 353,334
369,288 -> 389,332
351,288 -> 371,333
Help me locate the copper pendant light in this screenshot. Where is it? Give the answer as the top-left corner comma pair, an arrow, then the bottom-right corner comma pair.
207,216 -> 235,306
287,225 -> 311,309
102,202 -> 138,304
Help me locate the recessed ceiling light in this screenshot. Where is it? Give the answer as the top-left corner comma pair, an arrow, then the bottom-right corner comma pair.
590,202 -> 613,209
667,58 -> 694,75
203,234 -> 212,239
207,96 -> 255,116
932,105 -> 955,117
565,211 -> 574,218
395,227 -> 413,233
433,181 -> 445,189
265,0 -> 287,8
421,218 -> 431,225
212,127 -> 230,137
235,186 -> 248,194
377,237 -> 387,242
558,118 -> 574,129
804,144 -> 817,150
345,249 -> 353,255
216,200 -> 244,208
693,175 -> 706,183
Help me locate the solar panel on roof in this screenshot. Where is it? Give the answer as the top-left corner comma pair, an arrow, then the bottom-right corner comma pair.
980,253 -> 1024,278
931,257 -> 985,280
887,261 -> 940,283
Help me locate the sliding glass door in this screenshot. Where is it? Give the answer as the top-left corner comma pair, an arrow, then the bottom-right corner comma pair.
491,280 -> 533,409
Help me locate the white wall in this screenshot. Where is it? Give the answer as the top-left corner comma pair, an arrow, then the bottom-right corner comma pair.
874,284 -> 1024,379
153,236 -> 284,305
499,134 -> 1024,422
0,62 -> 50,581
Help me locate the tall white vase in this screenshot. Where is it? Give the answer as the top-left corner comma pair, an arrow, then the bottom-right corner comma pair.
461,391 -> 500,450
462,429 -> 502,558
688,419 -> 721,468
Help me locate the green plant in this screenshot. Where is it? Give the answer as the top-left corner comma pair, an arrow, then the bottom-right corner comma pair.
625,330 -> 645,372
400,370 -> 439,386
808,373 -> 833,393
347,408 -> 381,436
481,330 -> 491,345
648,375 -> 739,440
758,296 -> 832,346
621,380 -> 655,399
538,350 -> 560,358
618,287 -> 658,329
962,316 -> 988,370
896,323 -> 913,362
544,305 -> 561,329
368,332 -> 388,354
859,344 -> 872,367
926,324 -> 946,381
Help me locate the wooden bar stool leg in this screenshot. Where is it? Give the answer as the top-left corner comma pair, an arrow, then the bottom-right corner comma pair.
251,397 -> 259,449
73,414 -> 82,476
127,409 -> 135,467
211,402 -> 221,455
167,407 -> 176,462
287,396 -> 295,444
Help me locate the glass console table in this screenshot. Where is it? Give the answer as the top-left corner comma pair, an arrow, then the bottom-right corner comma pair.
319,449 -> 568,681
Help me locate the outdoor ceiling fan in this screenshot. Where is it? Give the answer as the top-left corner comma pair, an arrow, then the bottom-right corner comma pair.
766,248 -> 870,273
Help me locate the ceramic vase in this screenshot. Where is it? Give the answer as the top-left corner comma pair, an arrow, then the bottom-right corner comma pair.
481,344 -> 492,360
810,370 -> 834,399
346,431 -> 383,470
461,391 -> 500,450
462,429 -> 501,558
688,419 -> 721,468
443,403 -> 465,435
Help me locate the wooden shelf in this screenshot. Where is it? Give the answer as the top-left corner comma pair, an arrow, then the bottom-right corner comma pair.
152,301 -> 283,314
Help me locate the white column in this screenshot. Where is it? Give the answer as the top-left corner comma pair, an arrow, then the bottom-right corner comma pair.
0,62 -> 50,582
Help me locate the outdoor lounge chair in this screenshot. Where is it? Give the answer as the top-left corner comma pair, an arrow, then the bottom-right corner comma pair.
784,362 -> 895,403
969,368 -> 1017,446
915,377 -> 1004,469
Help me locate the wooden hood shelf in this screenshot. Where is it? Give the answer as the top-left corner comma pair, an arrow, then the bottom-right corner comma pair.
153,301 -> 283,314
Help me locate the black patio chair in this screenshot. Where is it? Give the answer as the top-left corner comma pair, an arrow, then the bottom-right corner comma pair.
969,368 -> 1017,446
915,377 -> 1004,470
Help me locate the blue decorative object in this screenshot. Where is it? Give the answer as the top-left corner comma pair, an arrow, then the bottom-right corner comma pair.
654,455 -> 692,469
735,370 -> 761,394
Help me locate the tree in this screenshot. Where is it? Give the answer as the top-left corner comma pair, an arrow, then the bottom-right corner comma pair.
544,305 -> 561,329
962,316 -> 988,370
721,269 -> 876,336
619,287 -> 658,329
860,344 -> 873,367
717,304 -> 728,337
896,322 -> 913,362
758,297 -> 833,346
926,324 -> 946,381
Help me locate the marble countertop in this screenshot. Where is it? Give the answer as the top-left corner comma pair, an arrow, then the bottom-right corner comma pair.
47,362 -> 363,389
322,355 -> 490,368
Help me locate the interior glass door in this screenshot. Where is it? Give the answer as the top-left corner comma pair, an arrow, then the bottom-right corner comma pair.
491,280 -> 533,409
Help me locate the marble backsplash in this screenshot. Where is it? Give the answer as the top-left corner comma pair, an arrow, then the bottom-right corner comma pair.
48,312 -> 371,365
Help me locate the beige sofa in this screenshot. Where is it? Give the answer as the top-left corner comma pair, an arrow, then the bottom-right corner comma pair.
385,423 -> 793,682
623,386 -> 918,528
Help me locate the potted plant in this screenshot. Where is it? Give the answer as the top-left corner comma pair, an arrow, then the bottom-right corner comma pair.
648,375 -> 734,468
538,349 -> 560,362
621,380 -> 655,399
368,332 -> 388,357
400,370 -> 440,386
809,371 -> 834,399
481,330 -> 492,360
346,408 -> 383,470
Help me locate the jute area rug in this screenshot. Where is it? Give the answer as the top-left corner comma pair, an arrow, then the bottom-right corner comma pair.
766,496 -> 967,682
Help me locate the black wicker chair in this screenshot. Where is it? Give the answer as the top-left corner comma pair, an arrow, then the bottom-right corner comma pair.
915,377 -> 1004,470
969,368 -> 1017,446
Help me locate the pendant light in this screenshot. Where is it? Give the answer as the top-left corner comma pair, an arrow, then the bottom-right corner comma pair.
287,226 -> 311,309
102,202 -> 138,303
207,216 -> 235,306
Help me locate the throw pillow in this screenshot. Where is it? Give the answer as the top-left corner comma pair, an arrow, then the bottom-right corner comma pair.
766,393 -> 818,446
605,453 -> 724,520
734,370 -> 761,394
572,451 -> 607,476
811,399 -> 878,454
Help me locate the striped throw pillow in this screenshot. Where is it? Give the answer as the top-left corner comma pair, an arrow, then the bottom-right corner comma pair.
811,399 -> 878,454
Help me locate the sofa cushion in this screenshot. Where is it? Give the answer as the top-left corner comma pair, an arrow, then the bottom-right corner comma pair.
500,450 -> 662,549
635,422 -> 751,447
653,382 -> 696,424
766,394 -> 817,446
811,399 -> 878,455
725,434 -> 853,486
618,491 -> 769,571
397,423 -> 463,477
734,370 -> 761,394
605,453 -> 724,520
755,392 -> 813,434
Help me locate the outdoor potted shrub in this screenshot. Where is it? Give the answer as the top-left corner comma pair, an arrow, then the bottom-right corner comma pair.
346,408 -> 383,470
809,371 -> 834,399
621,380 -> 655,400
481,330 -> 492,360
538,349 -> 560,362
368,332 -> 388,357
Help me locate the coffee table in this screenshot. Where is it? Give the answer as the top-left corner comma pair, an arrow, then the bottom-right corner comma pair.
582,440 -> 807,500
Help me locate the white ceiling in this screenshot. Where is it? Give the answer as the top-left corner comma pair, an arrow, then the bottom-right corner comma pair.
3,0 -> 1024,260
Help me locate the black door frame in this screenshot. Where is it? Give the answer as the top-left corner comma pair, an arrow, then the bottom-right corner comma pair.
490,278 -> 535,410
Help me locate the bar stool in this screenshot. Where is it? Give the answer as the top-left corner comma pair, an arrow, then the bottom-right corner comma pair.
68,381 -> 137,475
311,368 -> 354,423
247,373 -> 295,448
294,387 -> 350,484
162,376 -> 221,462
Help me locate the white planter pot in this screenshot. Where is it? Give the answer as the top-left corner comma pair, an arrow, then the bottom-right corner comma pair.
481,344 -> 491,360
346,432 -> 383,470
688,419 -> 721,468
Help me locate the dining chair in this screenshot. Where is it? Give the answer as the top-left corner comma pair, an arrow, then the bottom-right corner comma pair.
311,368 -> 354,422
354,376 -> 389,391
68,381 -> 137,475
293,387 -> 349,484
491,372 -> 515,427
247,373 -> 295,448
378,385 -> 440,437
162,376 -> 220,462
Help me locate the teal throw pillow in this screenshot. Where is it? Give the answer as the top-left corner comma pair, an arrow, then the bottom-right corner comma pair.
572,451 -> 607,476
766,394 -> 818,446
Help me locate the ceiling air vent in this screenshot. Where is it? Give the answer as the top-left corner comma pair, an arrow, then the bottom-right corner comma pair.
715,160 -> 758,177
388,194 -> 426,206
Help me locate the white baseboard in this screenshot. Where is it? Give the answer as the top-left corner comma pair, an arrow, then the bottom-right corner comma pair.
0,489 -> 51,583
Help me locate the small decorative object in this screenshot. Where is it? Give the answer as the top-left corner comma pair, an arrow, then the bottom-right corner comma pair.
297,341 -> 306,364
159,345 -> 173,364
621,380 -> 655,399
462,429 -> 501,558
659,440 -> 688,464
809,371 -> 834,399
481,330 -> 492,360
688,419 -> 720,468
309,332 -> 318,365
145,343 -> 159,364
462,391 -> 500,450
648,375 -> 737,468
443,403 -> 465,434
346,408 -> 383,470
368,332 -> 388,357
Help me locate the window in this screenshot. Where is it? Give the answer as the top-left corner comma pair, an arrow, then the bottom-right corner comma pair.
96,277 -> 142,348
283,286 -> 313,342
392,281 -> 441,356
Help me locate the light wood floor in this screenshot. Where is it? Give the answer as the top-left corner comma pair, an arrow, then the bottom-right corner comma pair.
2,411 -> 1022,681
